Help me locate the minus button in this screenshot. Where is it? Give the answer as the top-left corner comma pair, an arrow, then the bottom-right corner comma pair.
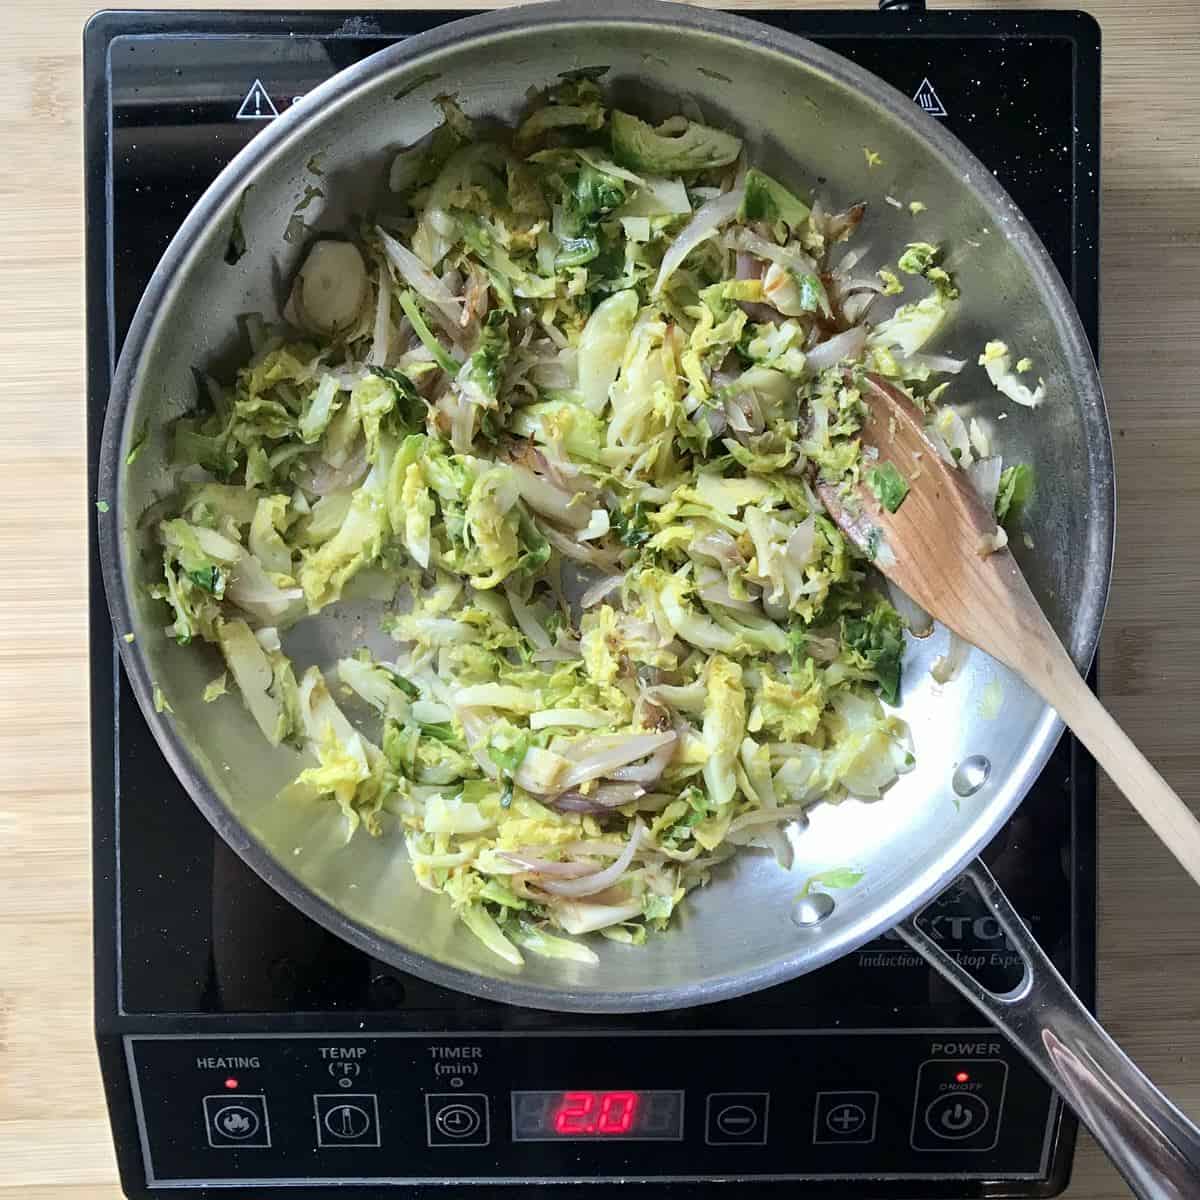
718,1106 -> 757,1134
706,1093 -> 769,1146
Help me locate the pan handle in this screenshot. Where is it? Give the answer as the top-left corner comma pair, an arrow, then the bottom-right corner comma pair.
896,859 -> 1200,1200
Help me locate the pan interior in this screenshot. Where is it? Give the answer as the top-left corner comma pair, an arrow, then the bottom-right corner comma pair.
101,2 -> 1111,1012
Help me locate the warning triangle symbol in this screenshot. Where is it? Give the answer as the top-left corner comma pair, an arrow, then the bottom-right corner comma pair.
912,78 -> 947,118
236,79 -> 279,121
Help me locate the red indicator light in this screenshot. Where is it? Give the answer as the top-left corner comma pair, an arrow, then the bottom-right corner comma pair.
955,1071 -> 970,1084
224,1078 -> 239,1090
553,1091 -> 640,1136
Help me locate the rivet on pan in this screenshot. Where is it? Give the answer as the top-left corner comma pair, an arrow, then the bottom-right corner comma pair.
792,892 -> 835,927
952,754 -> 991,798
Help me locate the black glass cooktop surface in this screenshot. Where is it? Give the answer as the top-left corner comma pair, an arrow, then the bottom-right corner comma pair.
86,9 -> 1100,1197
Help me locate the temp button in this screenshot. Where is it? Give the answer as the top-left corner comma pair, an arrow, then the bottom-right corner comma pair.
314,1093 -> 381,1148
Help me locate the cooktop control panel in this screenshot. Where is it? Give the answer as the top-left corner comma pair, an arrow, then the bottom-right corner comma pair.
127,1033 -> 1054,1186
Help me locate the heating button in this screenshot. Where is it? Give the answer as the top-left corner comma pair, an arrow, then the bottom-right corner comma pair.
910,1060 -> 1008,1152
203,1094 -> 271,1149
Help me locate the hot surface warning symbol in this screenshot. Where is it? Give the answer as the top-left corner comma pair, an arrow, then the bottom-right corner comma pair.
913,78 -> 947,118
236,79 -> 279,121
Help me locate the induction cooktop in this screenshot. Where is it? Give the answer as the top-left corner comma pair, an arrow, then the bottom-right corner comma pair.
85,8 -> 1100,1197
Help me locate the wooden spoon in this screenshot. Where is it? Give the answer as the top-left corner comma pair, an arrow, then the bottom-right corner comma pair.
818,373 -> 1200,887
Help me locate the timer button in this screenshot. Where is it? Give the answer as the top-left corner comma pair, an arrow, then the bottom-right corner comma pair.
705,1093 -> 769,1146
425,1093 -> 490,1148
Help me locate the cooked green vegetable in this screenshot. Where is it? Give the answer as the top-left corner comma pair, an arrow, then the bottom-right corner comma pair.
867,462 -> 909,513
996,463 -> 1034,522
894,241 -> 957,303
126,420 -> 150,466
740,168 -> 811,231
841,601 -> 906,705
610,110 -> 742,173
877,268 -> 903,296
797,867 -> 864,898
143,80 -> 1019,965
980,341 -> 1046,408
897,242 -> 939,275
397,290 -> 458,375
868,293 -> 952,358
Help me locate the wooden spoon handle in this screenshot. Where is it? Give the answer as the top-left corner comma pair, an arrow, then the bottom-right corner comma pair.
1031,636 -> 1200,889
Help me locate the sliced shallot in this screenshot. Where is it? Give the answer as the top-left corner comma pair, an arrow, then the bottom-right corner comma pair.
580,574 -> 624,609
804,325 -> 868,372
966,455 -> 1003,513
606,732 -> 678,783
723,227 -> 818,275
785,515 -> 817,568
725,804 -> 810,835
555,732 -> 677,790
502,583 -> 552,650
498,852 -> 599,878
376,226 -> 464,334
540,522 -> 623,569
548,782 -> 646,813
931,631 -> 970,683
887,579 -> 934,638
652,188 -> 744,296
538,822 -> 646,897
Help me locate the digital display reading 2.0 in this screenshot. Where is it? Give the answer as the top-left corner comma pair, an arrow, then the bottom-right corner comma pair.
511,1090 -> 684,1142
555,1091 -> 638,1135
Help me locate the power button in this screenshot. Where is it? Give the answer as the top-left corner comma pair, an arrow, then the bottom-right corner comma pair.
910,1060 -> 1007,1152
924,1092 -> 990,1139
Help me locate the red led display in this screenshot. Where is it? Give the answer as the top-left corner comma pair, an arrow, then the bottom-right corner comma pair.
512,1088 -> 683,1142
552,1091 -> 641,1136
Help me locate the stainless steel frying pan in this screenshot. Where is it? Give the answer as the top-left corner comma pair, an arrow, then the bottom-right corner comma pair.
96,3 -> 1200,1192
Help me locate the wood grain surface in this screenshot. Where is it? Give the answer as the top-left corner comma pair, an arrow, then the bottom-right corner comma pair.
1,2 -> 1197,1197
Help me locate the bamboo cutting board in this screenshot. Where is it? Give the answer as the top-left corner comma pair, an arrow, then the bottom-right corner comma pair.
0,2 -> 1198,1197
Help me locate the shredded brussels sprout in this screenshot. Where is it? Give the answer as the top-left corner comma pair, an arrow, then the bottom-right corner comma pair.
146,82 -> 1027,965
